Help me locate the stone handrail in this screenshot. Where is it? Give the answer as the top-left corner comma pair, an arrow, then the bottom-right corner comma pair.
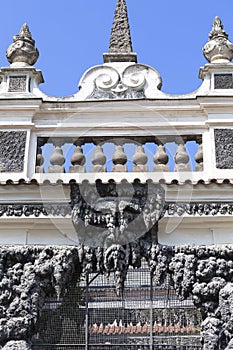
35,135 -> 203,174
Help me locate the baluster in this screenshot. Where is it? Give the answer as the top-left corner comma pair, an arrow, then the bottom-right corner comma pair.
48,140 -> 65,173
174,142 -> 190,171
69,143 -> 86,173
132,145 -> 148,172
112,144 -> 127,172
35,142 -> 44,173
195,142 -> 203,171
91,144 -> 106,172
153,144 -> 169,172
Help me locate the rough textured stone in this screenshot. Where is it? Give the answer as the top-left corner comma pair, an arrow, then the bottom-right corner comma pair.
214,74 -> 233,89
8,76 -> 27,92
0,244 -> 233,347
70,181 -> 165,248
0,246 -> 80,347
109,0 -> 133,54
104,0 -> 137,63
0,204 -> 71,217
2,341 -> 31,350
166,202 -> 233,216
215,129 -> 233,169
0,131 -> 26,172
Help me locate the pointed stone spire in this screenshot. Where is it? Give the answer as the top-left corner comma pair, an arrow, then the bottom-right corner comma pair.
6,23 -> 39,66
104,0 -> 137,63
203,17 -> 233,63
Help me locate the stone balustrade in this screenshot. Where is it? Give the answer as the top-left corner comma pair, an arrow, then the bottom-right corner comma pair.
35,135 -> 203,174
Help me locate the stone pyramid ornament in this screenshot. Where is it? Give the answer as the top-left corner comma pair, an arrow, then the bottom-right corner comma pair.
203,16 -> 233,63
6,23 -> 39,66
104,0 -> 137,63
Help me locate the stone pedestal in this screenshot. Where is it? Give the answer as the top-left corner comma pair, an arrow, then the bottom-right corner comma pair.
132,165 -> 148,172
90,165 -> 106,173
48,165 -> 65,173
69,165 -> 86,173
112,164 -> 127,172
174,164 -> 190,172
153,164 -> 169,172
195,164 -> 203,171
36,165 -> 44,173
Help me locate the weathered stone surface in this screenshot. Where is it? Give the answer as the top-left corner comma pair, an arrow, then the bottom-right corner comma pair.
6,24 -> 39,66
215,129 -> 233,169
0,131 -> 26,172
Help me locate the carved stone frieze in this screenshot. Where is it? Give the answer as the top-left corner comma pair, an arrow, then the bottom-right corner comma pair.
0,204 -> 71,217
0,131 -> 27,172
77,63 -> 162,100
166,202 -> 233,216
2,202 -> 233,218
215,129 -> 233,169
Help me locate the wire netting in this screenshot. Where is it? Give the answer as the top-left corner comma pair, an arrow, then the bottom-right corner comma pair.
32,263 -> 202,350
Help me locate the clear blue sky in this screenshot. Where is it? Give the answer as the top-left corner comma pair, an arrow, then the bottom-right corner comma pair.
2,0 -> 233,96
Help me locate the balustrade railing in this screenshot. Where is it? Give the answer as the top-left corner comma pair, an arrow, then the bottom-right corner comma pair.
35,136 -> 203,174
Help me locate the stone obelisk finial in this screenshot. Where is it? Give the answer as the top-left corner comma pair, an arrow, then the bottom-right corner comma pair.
6,23 -> 39,67
203,16 -> 233,63
104,0 -> 137,63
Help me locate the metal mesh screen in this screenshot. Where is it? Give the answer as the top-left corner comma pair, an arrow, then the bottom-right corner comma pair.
32,263 -> 201,349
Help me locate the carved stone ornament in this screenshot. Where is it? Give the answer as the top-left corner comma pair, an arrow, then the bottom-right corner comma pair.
1,202 -> 233,219
78,63 -> 162,100
203,16 -> 233,63
215,129 -> 233,169
0,131 -> 26,172
6,24 -> 39,66
70,181 -> 165,248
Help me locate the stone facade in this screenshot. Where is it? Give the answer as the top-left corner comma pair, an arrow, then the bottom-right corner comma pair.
0,2 -> 233,349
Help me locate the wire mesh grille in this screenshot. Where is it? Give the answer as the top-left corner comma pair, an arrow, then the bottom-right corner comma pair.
32,263 -> 202,349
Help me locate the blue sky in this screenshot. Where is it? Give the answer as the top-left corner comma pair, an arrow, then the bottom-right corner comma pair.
2,0 -> 233,96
